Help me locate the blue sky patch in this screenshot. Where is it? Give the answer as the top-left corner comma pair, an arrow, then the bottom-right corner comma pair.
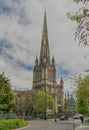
0,39 -> 14,60
0,0 -> 30,25
0,6 -> 12,14
56,64 -> 70,80
18,62 -> 34,71
0,39 -> 12,50
0,0 -> 21,15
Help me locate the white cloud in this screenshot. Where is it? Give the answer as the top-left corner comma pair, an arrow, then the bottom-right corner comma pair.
0,0 -> 89,91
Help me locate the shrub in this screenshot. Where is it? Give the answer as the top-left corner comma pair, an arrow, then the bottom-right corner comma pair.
0,119 -> 29,130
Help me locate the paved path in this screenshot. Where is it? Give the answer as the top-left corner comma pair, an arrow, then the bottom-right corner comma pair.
16,119 -> 73,130
74,118 -> 89,130
75,123 -> 89,130
14,118 -> 89,130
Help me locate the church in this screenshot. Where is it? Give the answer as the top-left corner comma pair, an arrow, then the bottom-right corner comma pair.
13,11 -> 64,118
33,11 -> 64,113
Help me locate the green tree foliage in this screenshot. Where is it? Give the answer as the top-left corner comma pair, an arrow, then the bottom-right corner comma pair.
0,119 -> 28,130
0,73 -> 15,113
67,0 -> 89,45
76,75 -> 89,114
74,0 -> 89,3
34,91 -> 55,113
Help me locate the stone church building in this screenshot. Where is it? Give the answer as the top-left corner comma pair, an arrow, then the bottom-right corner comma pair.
33,11 -> 64,113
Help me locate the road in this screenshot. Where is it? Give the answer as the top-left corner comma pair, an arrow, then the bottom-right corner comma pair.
18,118 -> 74,130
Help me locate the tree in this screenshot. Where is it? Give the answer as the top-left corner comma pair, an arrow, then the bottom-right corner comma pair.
76,75 -> 89,114
34,91 -> 55,113
0,73 -> 15,113
67,0 -> 89,45
15,91 -> 36,119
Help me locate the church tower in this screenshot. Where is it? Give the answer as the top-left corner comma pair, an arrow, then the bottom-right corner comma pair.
33,11 -> 64,113
33,11 -> 57,94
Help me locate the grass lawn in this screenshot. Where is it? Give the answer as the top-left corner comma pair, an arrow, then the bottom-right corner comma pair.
87,119 -> 89,123
0,118 -> 29,130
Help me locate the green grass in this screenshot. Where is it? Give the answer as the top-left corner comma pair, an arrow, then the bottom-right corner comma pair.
0,118 -> 29,130
87,119 -> 89,123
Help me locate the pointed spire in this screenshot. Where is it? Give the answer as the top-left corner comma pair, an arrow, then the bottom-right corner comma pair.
52,56 -> 55,66
35,56 -> 38,66
42,11 -> 48,44
60,76 -> 63,83
60,77 -> 63,88
40,11 -> 50,65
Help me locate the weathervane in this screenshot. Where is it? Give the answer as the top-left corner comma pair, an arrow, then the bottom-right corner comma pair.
42,0 -> 46,12
44,5 -> 46,11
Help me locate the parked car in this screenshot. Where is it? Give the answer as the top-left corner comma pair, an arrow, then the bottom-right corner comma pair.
73,114 -> 82,119
59,115 -> 68,120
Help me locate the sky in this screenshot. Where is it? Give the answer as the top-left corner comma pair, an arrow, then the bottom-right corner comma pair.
0,0 -> 89,93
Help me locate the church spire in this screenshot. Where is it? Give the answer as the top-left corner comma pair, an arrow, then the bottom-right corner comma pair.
42,11 -> 48,44
52,56 -> 55,66
40,11 -> 50,65
60,77 -> 63,84
35,56 -> 38,66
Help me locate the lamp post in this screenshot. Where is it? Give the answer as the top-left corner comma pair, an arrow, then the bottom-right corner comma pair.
54,85 -> 57,122
71,94 -> 75,130
44,67 -> 47,120
73,115 -> 75,130
44,82 -> 47,120
69,90 -> 75,130
44,80 -> 47,120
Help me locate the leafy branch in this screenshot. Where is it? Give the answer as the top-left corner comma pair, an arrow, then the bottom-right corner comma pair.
67,0 -> 89,45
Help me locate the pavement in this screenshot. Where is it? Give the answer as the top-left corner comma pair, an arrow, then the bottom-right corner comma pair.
75,121 -> 89,130
14,118 -> 89,130
14,118 -> 73,130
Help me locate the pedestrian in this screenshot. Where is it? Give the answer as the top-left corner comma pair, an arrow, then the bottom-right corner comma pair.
80,115 -> 84,124
54,118 -> 57,122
